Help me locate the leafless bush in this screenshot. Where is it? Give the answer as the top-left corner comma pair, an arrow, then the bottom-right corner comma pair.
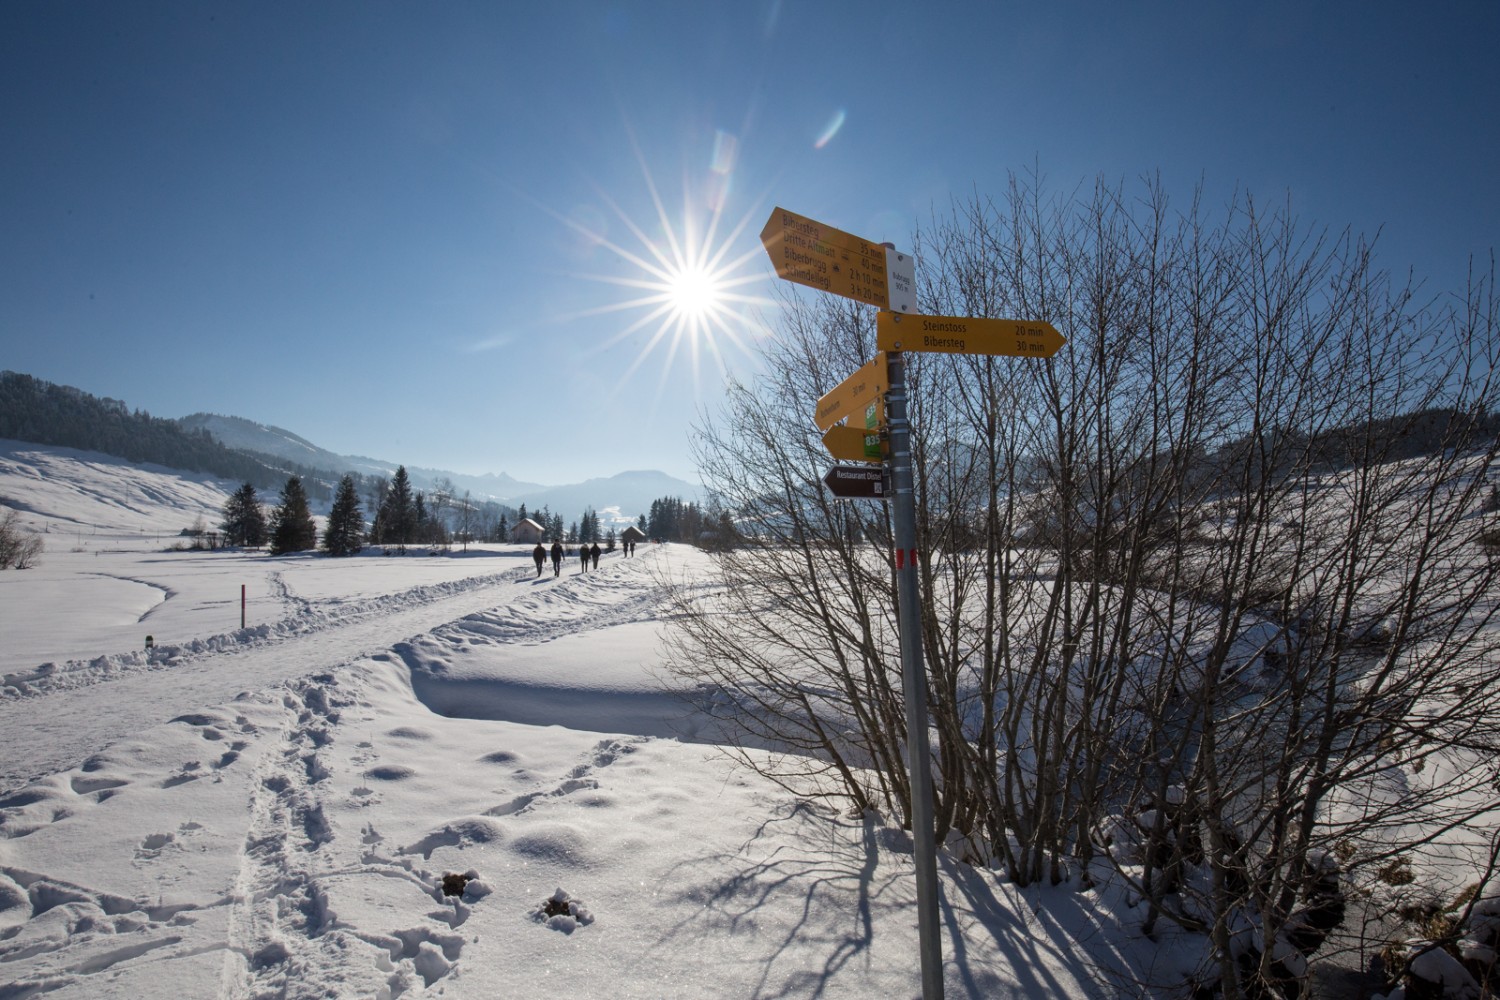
666,175 -> 1500,997
0,506 -> 44,569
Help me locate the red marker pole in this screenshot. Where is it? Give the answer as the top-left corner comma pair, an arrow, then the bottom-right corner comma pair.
241,584 -> 246,630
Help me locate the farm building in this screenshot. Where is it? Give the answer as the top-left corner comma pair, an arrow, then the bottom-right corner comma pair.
510,517 -> 546,544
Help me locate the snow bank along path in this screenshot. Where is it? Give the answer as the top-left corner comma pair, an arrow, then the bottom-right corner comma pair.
0,548 -> 680,795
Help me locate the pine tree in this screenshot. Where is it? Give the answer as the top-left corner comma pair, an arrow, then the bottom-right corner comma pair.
322,475 -> 365,556
221,482 -> 267,547
268,476 -> 318,555
379,466 -> 415,552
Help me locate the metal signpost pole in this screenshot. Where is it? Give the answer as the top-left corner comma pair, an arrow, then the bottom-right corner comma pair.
763,211 -> 963,999
884,349 -> 944,1000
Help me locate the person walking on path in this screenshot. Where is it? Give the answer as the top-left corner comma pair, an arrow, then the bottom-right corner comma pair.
579,543 -> 589,573
589,541 -> 601,569
550,540 -> 563,577
532,543 -> 546,577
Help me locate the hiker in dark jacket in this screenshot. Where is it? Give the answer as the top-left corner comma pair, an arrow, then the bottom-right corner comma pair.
532,543 -> 546,577
579,543 -> 589,573
589,541 -> 601,569
550,541 -> 563,576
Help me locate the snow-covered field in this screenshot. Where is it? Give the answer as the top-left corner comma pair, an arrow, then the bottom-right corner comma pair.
0,442 -> 1175,998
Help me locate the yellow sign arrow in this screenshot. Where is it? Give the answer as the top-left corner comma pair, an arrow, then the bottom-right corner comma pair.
761,207 -> 893,310
813,352 -> 886,431
822,425 -> 885,463
877,311 -> 1066,358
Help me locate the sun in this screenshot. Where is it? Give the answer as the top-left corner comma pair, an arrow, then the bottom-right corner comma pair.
666,262 -> 725,322
544,133 -> 776,399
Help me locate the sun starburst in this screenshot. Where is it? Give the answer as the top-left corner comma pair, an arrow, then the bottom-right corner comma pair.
546,132 -> 775,402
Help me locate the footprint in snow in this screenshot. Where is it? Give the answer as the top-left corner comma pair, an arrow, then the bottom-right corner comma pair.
136,831 -> 175,858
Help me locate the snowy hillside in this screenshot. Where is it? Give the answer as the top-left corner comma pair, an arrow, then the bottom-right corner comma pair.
0,438 -> 235,537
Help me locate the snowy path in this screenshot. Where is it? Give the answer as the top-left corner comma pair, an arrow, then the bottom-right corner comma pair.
0,557 -> 661,794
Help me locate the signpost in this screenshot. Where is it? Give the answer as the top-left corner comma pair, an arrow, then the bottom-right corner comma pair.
766,206 -> 1064,1000
813,351 -> 887,431
877,310 -> 1065,358
883,351 -> 944,1000
822,425 -> 885,463
760,207 -> 916,313
822,464 -> 887,499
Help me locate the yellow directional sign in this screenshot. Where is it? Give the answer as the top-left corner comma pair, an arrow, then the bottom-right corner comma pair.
877,311 -> 1066,358
822,425 -> 885,463
761,207 -> 915,312
813,352 -> 886,431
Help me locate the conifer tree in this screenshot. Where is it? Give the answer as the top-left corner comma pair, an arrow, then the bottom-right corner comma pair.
322,475 -> 365,556
221,482 -> 267,547
378,466 -> 415,552
268,476 -> 317,555
365,478 -> 389,543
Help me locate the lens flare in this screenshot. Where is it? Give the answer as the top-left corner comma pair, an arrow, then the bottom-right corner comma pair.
543,129 -> 776,404
814,109 -> 846,149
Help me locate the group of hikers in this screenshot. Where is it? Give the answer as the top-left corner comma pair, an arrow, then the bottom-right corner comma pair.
531,540 -> 598,577
529,537 -> 641,577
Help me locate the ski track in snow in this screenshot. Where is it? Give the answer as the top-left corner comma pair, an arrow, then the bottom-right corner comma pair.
0,556 -> 673,795
3,559 -> 670,703
2,569 -> 520,701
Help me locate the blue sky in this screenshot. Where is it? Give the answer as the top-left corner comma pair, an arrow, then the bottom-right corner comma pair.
3,2 -> 1496,486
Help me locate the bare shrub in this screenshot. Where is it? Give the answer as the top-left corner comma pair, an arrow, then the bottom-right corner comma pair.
0,507 -> 44,569
666,175 -> 1500,998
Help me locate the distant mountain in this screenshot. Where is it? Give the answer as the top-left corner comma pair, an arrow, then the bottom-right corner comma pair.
172,412 -> 698,515
0,372 -> 306,495
2,373 -> 694,518
176,413 -> 701,511
511,470 -> 700,522
178,413 -> 372,476
407,466 -> 549,503
178,413 -> 548,500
